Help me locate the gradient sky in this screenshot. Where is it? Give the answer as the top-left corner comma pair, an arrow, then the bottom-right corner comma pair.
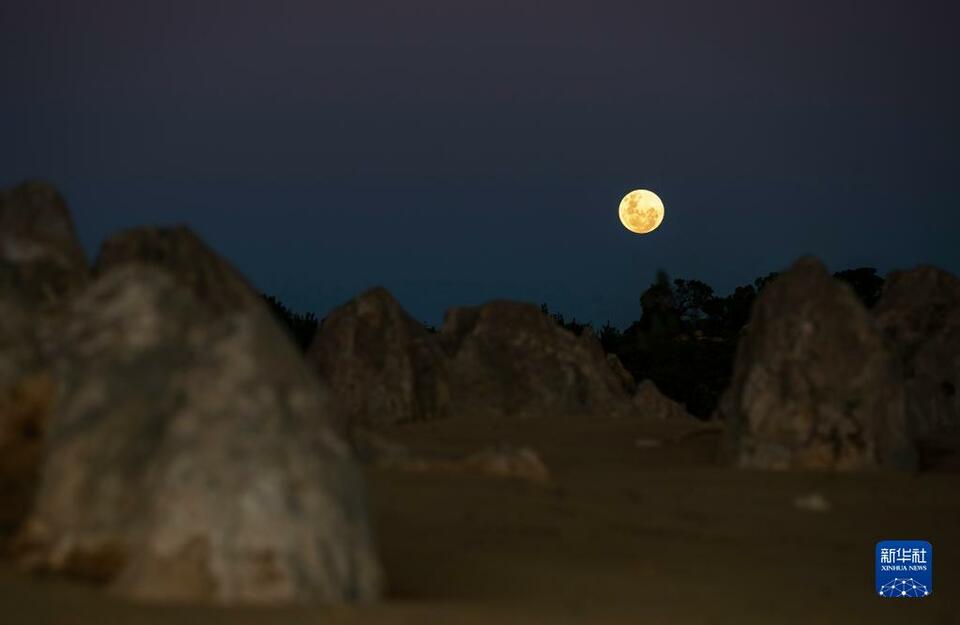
2,0 -> 958,327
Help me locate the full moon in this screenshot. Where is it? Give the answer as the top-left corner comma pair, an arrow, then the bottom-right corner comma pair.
618,189 -> 664,234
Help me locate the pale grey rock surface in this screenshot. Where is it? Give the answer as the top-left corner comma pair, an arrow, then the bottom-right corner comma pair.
719,257 -> 915,470
16,266 -> 383,604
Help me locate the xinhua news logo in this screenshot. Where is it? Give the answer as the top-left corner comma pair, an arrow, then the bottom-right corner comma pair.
876,540 -> 933,598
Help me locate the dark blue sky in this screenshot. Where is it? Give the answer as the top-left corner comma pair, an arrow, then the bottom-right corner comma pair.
2,0 -> 958,327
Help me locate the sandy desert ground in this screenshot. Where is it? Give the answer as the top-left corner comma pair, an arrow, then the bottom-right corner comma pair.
0,418 -> 960,625
1,414 -> 957,625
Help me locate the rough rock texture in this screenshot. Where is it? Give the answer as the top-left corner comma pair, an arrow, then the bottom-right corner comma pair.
15,266 -> 382,604
0,181 -> 88,540
874,266 -> 960,438
440,301 -> 631,418
95,226 -> 260,315
0,278 -> 44,411
0,181 -> 89,306
311,293 -> 633,429
0,284 -> 52,539
719,257 -> 915,471
308,287 -> 450,429
633,380 -> 692,421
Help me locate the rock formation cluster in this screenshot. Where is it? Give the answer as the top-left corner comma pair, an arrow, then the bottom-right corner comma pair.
2,180 -> 956,608
720,256 -> 956,470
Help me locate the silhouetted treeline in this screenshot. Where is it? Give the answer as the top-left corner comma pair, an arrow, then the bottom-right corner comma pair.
539,304 -> 591,337
263,294 -> 439,350
544,266 -> 886,419
262,294 -> 320,351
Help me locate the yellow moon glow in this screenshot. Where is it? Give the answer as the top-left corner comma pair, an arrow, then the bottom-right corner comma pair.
618,189 -> 664,234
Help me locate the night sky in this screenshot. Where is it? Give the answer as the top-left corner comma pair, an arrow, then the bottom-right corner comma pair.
2,1 -> 958,327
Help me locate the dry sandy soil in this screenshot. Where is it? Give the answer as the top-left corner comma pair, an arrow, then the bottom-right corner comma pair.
1,415 -> 958,624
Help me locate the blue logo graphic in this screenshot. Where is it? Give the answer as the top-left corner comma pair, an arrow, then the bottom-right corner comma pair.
876,540 -> 932,598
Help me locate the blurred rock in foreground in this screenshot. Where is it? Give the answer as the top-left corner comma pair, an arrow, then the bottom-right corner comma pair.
0,181 -> 88,306
874,266 -> 960,439
95,225 -> 261,315
719,257 -> 915,471
0,286 -> 52,539
15,265 -> 382,604
0,181 -> 88,540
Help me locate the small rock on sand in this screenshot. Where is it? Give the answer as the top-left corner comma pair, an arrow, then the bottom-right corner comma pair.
462,445 -> 551,483
793,492 -> 832,513
634,437 -> 664,449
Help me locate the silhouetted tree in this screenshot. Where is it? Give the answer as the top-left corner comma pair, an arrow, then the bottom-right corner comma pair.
834,267 -> 884,308
618,269 -> 783,418
540,303 -> 564,326
699,284 -> 758,336
726,284 -> 758,332
753,271 -> 780,292
673,278 -> 715,323
541,303 -> 591,336
598,321 -> 622,353
639,270 -> 681,337
584,264 -> 891,420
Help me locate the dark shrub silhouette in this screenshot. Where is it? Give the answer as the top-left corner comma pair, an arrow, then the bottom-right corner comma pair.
540,303 -> 590,336
834,267 -> 885,308
638,270 -> 682,338
262,294 -> 320,351
673,278 -> 714,323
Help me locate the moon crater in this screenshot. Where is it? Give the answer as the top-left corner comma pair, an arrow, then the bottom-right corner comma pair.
618,189 -> 664,234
